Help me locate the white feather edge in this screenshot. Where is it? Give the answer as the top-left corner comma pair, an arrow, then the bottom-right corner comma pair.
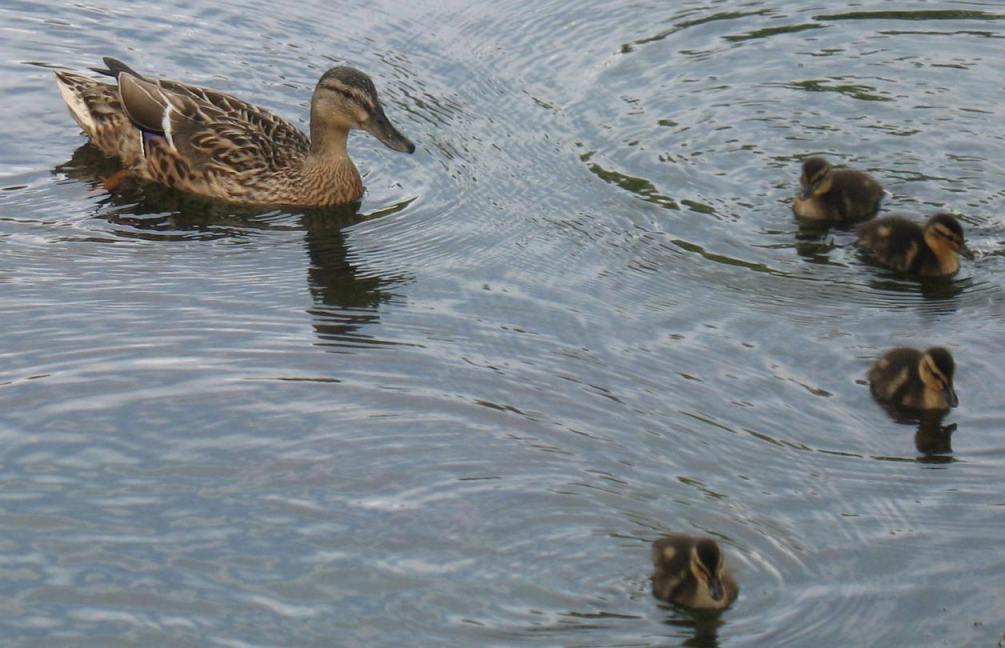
55,76 -> 96,133
161,98 -> 176,150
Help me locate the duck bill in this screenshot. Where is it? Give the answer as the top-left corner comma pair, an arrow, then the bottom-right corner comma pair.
799,186 -> 814,200
707,576 -> 724,601
960,245 -> 975,260
945,385 -> 959,408
364,106 -> 415,154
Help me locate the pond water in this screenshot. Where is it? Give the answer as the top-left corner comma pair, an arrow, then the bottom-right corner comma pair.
1,1 -> 1004,645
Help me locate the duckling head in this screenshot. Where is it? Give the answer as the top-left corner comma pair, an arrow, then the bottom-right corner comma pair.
799,157 -> 833,199
920,347 -> 958,408
692,538 -> 727,602
923,213 -> 971,260
310,66 -> 415,154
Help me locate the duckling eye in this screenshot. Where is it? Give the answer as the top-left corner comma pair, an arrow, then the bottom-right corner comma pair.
934,228 -> 962,247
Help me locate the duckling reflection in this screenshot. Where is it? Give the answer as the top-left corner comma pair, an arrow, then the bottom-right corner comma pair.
662,615 -> 723,648
792,157 -> 883,222
651,534 -> 738,611
914,414 -> 956,459
868,347 -> 958,412
872,396 -> 957,461
857,213 -> 971,278
792,219 -> 841,266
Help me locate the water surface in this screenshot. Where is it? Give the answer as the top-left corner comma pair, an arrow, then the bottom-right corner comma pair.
1,1 -> 1004,645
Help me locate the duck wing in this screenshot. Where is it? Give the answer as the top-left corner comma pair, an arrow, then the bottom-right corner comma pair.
112,61 -> 309,174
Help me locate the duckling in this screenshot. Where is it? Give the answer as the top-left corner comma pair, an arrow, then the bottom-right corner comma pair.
857,213 -> 971,277
868,347 -> 958,412
651,534 -> 738,611
792,157 -> 884,222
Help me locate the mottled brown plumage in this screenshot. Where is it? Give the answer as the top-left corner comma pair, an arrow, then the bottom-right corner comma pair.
54,58 -> 414,207
857,213 -> 970,277
792,157 -> 883,222
651,534 -> 738,611
868,347 -> 958,411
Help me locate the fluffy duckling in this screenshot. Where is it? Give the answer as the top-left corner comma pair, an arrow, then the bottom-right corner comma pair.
651,534 -> 738,611
868,347 -> 958,412
792,157 -> 884,222
857,213 -> 970,277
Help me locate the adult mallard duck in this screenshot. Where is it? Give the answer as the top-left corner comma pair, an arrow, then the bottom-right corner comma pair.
54,57 -> 415,207
651,534 -> 739,611
792,157 -> 883,222
856,213 -> 971,277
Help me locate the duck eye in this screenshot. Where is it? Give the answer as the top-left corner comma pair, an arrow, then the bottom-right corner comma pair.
325,85 -> 357,104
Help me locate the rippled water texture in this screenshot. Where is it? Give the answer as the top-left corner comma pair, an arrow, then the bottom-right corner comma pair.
2,1 -> 1005,645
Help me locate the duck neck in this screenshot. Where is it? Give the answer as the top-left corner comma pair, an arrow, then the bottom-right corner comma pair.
936,251 -> 959,275
924,233 -> 960,275
309,121 -> 351,159
302,126 -> 363,205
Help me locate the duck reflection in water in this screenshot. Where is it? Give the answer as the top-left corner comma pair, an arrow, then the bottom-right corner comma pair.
54,143 -> 408,347
301,206 -> 404,347
873,403 -> 958,463
660,614 -> 723,648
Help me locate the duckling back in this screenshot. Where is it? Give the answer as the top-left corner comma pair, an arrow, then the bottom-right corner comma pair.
868,347 -> 922,404
821,169 -> 884,221
856,216 -> 926,273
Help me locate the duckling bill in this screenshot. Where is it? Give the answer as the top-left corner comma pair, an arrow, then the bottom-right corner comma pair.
792,157 -> 883,222
868,347 -> 958,412
651,534 -> 738,611
54,57 -> 415,207
856,213 -> 970,277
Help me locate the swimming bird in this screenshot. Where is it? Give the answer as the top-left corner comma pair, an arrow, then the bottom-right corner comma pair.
651,534 -> 738,611
868,347 -> 958,412
54,57 -> 415,207
856,213 -> 970,277
792,157 -> 883,222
